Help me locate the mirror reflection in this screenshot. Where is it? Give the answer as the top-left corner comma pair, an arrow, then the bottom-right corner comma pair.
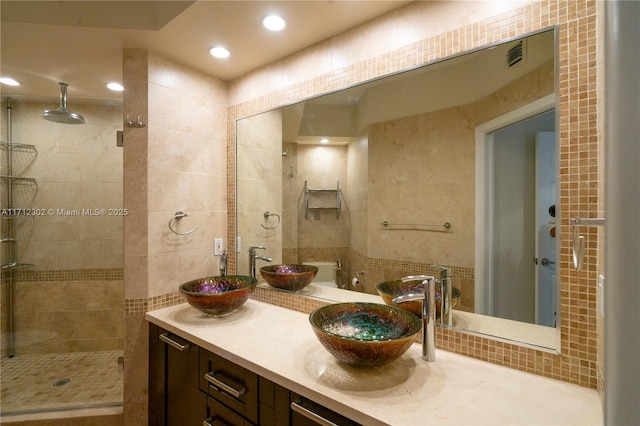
236,29 -> 557,350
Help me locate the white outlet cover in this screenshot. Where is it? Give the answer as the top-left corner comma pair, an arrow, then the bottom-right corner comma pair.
214,238 -> 223,255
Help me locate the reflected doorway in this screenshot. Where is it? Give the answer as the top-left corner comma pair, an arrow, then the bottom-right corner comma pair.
475,96 -> 557,327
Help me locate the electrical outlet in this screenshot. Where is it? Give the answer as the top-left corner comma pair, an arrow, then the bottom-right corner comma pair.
236,236 -> 241,253
214,238 -> 223,255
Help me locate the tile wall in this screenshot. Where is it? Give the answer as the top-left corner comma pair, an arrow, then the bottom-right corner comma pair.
122,49 -> 228,425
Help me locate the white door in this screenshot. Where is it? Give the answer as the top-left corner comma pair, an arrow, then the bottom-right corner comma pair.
535,131 -> 557,327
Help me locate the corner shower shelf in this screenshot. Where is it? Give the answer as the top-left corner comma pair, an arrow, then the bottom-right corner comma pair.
1,140 -> 37,153
304,180 -> 341,219
1,262 -> 35,271
0,175 -> 37,185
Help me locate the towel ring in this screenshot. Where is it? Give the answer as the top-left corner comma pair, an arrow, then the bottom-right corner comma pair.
261,211 -> 281,230
169,211 -> 199,235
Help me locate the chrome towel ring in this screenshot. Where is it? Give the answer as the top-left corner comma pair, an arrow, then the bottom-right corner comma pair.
169,211 -> 199,235
261,211 -> 281,230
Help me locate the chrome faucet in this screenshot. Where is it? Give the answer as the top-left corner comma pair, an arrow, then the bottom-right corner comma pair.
249,246 -> 272,278
431,264 -> 452,326
393,275 -> 436,362
219,250 -> 227,276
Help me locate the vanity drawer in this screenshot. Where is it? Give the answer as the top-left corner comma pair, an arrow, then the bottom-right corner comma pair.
204,395 -> 254,426
290,393 -> 361,426
199,349 -> 259,424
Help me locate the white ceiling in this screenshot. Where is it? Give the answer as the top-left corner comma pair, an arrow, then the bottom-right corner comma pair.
0,0 -> 411,103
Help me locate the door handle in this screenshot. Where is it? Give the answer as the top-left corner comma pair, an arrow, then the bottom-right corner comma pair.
541,258 -> 556,266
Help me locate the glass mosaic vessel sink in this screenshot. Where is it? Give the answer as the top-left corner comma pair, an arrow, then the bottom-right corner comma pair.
260,264 -> 318,291
179,275 -> 257,315
309,302 -> 421,368
377,279 -> 461,319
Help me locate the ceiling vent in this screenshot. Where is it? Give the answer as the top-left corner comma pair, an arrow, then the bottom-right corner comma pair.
507,40 -> 525,67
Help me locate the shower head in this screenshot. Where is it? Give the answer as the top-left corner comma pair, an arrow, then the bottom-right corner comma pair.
41,82 -> 85,125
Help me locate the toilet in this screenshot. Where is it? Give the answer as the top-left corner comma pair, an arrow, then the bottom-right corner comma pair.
302,261 -> 338,287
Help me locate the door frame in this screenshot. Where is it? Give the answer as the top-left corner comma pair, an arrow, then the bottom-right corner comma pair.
474,94 -> 556,316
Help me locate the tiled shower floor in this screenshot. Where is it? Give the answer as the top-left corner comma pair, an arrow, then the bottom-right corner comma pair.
0,350 -> 123,415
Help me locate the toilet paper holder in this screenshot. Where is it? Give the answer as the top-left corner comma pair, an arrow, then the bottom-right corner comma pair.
352,270 -> 365,287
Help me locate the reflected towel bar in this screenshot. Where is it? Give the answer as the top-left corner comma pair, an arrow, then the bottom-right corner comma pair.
381,220 -> 451,231
571,217 -> 605,271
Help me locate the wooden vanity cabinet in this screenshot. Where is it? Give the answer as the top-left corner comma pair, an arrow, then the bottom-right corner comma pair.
149,323 -> 361,426
148,323 -> 206,426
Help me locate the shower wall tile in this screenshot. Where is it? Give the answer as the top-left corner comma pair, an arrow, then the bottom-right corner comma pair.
11,278 -> 123,355
4,100 -> 123,271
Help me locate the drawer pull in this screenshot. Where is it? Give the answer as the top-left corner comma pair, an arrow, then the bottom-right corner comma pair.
291,400 -> 340,426
159,333 -> 190,351
203,416 -> 233,426
205,372 -> 246,398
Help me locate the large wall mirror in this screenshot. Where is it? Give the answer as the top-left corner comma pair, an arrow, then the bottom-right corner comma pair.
236,28 -> 559,352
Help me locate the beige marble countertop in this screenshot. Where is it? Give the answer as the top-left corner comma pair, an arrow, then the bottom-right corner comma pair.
146,299 -> 602,426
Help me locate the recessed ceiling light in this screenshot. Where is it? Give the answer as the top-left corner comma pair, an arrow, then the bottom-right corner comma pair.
320,138 -> 329,144
262,15 -> 286,31
106,82 -> 124,92
0,77 -> 20,86
209,46 -> 231,59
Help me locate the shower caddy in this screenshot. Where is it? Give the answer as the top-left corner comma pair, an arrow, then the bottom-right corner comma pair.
304,180 -> 341,219
1,98 -> 37,357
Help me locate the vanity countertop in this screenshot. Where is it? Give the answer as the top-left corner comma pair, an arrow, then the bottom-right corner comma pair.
146,299 -> 602,426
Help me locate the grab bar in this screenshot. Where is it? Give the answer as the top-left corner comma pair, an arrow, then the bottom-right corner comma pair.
381,220 -> 451,231
571,217 -> 606,271
168,211 -> 199,235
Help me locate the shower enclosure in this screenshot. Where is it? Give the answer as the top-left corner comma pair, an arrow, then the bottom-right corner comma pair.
0,97 -> 124,420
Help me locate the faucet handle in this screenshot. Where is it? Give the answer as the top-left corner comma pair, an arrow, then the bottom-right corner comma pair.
402,275 -> 434,283
430,264 -> 451,276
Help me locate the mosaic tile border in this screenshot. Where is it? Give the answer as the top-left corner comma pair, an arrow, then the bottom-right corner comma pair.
125,291 -> 183,317
3,268 -> 123,282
